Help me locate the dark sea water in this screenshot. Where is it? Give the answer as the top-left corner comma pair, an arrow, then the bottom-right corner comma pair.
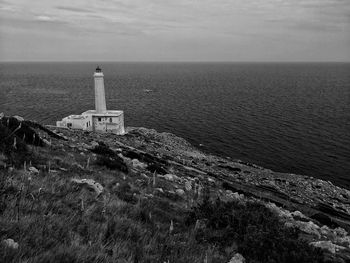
0,62 -> 349,187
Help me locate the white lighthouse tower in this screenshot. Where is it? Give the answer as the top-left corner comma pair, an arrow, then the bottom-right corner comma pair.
94,66 -> 107,113
56,66 -> 125,135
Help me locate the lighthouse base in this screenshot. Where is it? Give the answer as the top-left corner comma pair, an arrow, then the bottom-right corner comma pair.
56,110 -> 125,135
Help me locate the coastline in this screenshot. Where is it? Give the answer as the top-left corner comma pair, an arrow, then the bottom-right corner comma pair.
1,116 -> 350,262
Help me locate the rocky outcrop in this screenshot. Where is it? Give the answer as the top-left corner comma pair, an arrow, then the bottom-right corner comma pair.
228,253 -> 245,263
71,178 -> 104,196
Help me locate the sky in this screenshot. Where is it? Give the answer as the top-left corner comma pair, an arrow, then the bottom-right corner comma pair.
0,0 -> 349,62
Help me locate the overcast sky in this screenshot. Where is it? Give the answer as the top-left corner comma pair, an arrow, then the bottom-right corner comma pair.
0,0 -> 349,62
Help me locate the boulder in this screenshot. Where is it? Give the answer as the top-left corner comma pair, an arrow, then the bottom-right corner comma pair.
296,221 -> 321,239
164,174 -> 180,182
228,253 -> 245,263
194,219 -> 208,231
310,240 -> 346,254
28,166 -> 39,174
320,225 -> 331,236
71,178 -> 103,195
335,227 -> 348,237
266,202 -> 292,219
226,190 -> 244,201
176,189 -> 185,197
185,180 -> 192,191
3,239 -> 19,249
13,115 -> 24,122
131,159 -> 147,170
291,210 -> 308,220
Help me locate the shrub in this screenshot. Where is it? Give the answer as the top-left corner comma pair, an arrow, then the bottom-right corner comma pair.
95,155 -> 128,173
186,198 -> 325,263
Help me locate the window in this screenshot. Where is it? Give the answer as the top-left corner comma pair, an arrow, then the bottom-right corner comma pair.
98,118 -> 101,122
109,118 -> 113,123
67,123 -> 72,128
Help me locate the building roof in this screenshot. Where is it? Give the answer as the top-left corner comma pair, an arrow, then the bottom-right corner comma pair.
82,110 -> 123,117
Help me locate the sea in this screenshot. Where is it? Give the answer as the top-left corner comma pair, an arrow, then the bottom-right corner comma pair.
0,62 -> 349,188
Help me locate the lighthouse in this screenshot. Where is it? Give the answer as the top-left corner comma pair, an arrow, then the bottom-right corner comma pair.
56,67 -> 125,135
94,66 -> 107,113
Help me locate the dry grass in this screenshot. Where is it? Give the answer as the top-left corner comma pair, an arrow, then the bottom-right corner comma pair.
0,124 -> 326,263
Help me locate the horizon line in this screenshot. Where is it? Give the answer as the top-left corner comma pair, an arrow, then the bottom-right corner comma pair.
1,60 -> 350,64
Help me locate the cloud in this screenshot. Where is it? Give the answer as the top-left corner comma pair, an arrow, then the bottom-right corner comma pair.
1,0 -> 349,61
55,6 -> 93,14
35,15 -> 55,22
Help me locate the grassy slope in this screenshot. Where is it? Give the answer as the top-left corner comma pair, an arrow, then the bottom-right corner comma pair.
0,123 -> 326,263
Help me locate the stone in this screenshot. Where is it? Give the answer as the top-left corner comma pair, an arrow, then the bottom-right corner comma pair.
207,177 -> 215,183
194,219 -> 207,231
266,203 -> 292,219
335,236 -> 350,248
228,253 -> 245,263
226,190 -> 244,201
335,227 -> 348,238
296,221 -> 321,239
320,225 -> 331,236
155,188 -> 164,193
175,189 -> 185,196
71,178 -> 103,195
164,174 -> 180,182
43,139 -> 51,146
291,210 -> 308,220
13,115 -> 24,122
185,180 -> 192,191
28,166 -> 39,174
89,141 -> 99,149
131,159 -> 147,170
3,239 -> 19,249
73,163 -> 84,170
310,241 -> 346,254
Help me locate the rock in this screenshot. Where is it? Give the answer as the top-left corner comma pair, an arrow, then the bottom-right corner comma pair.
335,227 -> 348,238
310,241 -> 346,254
335,236 -> 350,248
266,203 -> 292,219
72,163 -> 84,170
131,159 -> 147,170
13,115 -> 24,122
90,141 -> 99,148
226,190 -> 244,201
228,253 -> 245,263
175,189 -> 185,197
71,178 -> 103,195
208,177 -> 215,183
194,219 -> 207,231
28,166 -> 39,174
164,174 -> 180,182
43,139 -> 51,146
155,188 -> 164,193
3,239 -> 19,249
291,210 -> 308,220
185,180 -> 192,191
296,221 -> 321,239
320,225 -> 331,236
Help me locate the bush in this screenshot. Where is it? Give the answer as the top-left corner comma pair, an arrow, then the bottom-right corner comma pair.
95,155 -> 128,173
186,199 -> 325,263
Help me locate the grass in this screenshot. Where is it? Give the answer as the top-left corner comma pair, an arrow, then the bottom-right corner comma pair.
0,123 -> 328,263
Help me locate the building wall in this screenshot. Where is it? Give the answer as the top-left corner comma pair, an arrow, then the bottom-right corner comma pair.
92,114 -> 125,134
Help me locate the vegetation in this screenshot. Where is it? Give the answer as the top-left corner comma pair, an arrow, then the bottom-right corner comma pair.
0,119 -> 327,262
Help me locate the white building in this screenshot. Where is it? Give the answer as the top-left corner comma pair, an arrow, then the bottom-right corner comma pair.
56,67 -> 125,135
